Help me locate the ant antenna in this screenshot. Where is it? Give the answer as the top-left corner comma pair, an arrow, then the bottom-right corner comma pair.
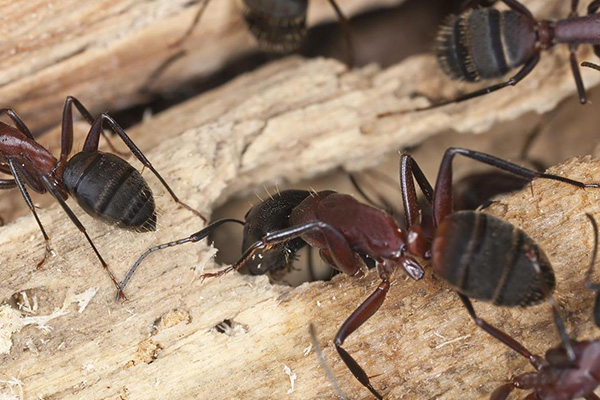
118,218 -> 245,300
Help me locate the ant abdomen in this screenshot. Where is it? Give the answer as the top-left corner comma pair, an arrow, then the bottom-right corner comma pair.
239,0 -> 308,53
432,211 -> 555,307
63,152 -> 157,232
436,9 -> 536,81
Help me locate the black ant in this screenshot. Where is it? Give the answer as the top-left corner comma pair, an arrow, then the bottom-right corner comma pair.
489,213 -> 600,400
146,0 -> 354,86
175,0 -> 353,61
379,0 -> 600,117
0,96 -> 206,299
122,148 -> 599,399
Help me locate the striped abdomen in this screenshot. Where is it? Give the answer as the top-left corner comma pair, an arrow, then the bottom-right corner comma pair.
62,152 -> 156,232
431,211 -> 554,307
435,9 -> 536,81
240,0 -> 308,53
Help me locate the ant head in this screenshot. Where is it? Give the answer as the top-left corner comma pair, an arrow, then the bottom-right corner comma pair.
242,190 -> 312,275
244,240 -> 305,275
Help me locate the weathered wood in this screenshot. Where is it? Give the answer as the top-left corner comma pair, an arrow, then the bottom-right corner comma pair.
0,54 -> 599,397
1,47 -> 599,232
0,135 -> 599,399
0,0 -> 405,132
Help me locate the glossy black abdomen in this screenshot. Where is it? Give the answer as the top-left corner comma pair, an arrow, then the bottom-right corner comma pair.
62,152 -> 156,232
431,211 -> 554,307
436,9 -> 536,81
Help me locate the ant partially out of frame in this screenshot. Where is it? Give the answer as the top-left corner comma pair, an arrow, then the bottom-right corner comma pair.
490,214 -> 600,400
146,0 -> 355,85
379,0 -> 600,117
0,96 -> 206,299
121,148 -> 599,399
175,0 -> 353,62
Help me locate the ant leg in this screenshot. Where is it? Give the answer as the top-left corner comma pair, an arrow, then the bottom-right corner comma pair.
325,0 -> 355,67
569,45 -> 587,104
334,279 -> 390,400
583,214 -> 600,327
572,0 -> 581,15
458,293 -> 544,369
82,112 -> 208,223
140,50 -> 186,95
7,160 -> 52,269
378,51 -> 540,117
489,382 -> 516,400
0,179 -> 16,189
38,174 -> 125,299
57,97 -> 127,170
200,221 -> 363,281
170,0 -> 211,48
0,108 -> 35,139
119,218 -> 245,298
138,1 -> 210,94
431,147 -> 599,225
399,154 -> 434,229
348,173 -> 397,217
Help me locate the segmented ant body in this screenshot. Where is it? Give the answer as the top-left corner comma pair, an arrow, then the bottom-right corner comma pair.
490,214 -> 600,400
124,148 -> 599,399
380,0 -> 600,117
0,97 -> 204,298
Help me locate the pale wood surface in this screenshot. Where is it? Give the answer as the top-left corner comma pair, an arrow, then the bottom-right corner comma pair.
0,146 -> 599,399
0,0 -> 405,132
0,55 -> 599,398
1,1 -> 600,398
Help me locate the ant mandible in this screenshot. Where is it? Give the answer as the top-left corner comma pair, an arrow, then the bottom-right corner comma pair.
379,0 -> 600,117
122,148 -> 599,399
0,96 -> 206,299
490,214 -> 600,400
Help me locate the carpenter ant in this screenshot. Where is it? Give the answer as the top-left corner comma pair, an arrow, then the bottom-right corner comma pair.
169,0 -> 354,63
489,213 -> 600,400
124,148 -> 598,399
379,0 -> 600,117
0,96 -> 206,299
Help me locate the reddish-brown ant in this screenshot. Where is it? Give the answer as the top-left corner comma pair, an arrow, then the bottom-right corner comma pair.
490,214 -> 600,400
122,148 -> 598,399
379,0 -> 600,117
0,96 -> 205,299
